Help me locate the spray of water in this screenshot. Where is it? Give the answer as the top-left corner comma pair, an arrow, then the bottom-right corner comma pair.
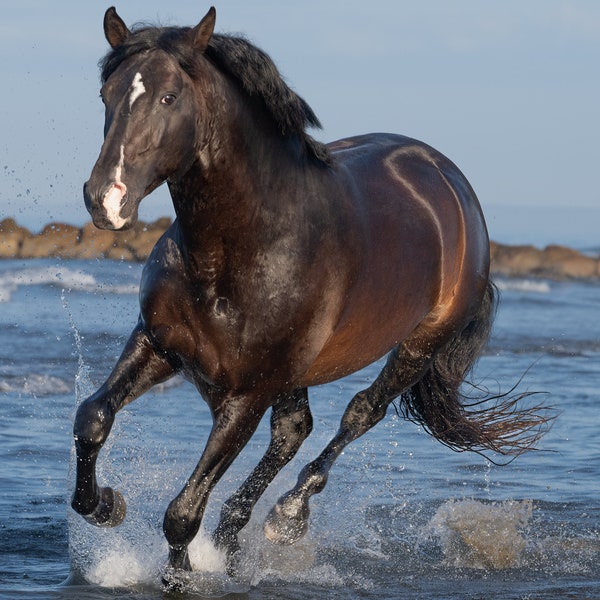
421,498 -> 533,570
61,288 -> 93,400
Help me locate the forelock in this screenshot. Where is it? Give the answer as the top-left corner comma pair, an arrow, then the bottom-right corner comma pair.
100,26 -> 197,83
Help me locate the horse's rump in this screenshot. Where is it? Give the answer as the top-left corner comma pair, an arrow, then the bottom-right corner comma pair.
303,133 -> 490,385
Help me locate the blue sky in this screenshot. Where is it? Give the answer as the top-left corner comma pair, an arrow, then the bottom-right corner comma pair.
1,1 -> 598,246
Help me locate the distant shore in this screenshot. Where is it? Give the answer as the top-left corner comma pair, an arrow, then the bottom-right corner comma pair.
1,217 -> 598,280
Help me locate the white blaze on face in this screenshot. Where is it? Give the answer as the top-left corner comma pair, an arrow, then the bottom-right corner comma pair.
102,144 -> 128,229
101,72 -> 146,229
128,72 -> 146,110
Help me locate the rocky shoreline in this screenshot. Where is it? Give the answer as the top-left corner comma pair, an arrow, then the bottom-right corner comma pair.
0,217 -> 171,263
1,217 -> 598,280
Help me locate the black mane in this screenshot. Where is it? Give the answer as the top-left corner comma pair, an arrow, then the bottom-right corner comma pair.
100,25 -> 331,165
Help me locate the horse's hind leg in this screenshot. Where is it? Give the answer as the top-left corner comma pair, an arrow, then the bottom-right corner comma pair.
71,323 -> 176,526
212,388 -> 312,561
264,343 -> 432,545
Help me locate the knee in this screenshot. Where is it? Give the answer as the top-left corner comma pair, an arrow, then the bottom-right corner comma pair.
163,496 -> 202,549
219,493 -> 252,530
73,396 -> 114,452
298,407 -> 313,440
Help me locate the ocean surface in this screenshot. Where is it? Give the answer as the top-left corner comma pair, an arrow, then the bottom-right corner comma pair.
0,257 -> 598,599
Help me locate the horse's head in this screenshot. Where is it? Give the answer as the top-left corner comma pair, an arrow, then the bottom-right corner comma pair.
84,7 -> 216,230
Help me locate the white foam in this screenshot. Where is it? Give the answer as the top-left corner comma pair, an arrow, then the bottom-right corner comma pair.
0,265 -> 137,303
68,505 -> 344,594
188,532 -> 228,573
495,278 -> 551,294
69,515 -> 249,594
3,374 -> 72,396
86,539 -> 157,588
34,374 -> 72,395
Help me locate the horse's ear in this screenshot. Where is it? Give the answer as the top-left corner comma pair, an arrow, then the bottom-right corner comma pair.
192,6 -> 216,51
104,7 -> 130,49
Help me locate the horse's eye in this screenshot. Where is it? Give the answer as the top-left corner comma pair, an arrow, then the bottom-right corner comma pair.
161,94 -> 177,106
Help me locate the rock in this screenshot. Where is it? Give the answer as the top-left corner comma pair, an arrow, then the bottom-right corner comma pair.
116,219 -> 170,261
0,218 -> 172,262
0,218 -> 31,258
20,222 -> 81,259
77,222 -> 118,259
490,242 -> 600,280
539,245 -> 599,279
490,243 -> 543,277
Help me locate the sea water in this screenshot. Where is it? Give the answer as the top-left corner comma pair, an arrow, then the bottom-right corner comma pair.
0,257 -> 598,599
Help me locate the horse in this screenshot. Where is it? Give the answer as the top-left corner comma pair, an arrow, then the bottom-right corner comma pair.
72,6 -> 549,575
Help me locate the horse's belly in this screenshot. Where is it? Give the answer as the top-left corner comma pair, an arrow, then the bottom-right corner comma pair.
301,296 -> 428,386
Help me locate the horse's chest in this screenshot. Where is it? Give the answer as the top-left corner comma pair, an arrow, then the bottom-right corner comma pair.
139,275 -> 252,387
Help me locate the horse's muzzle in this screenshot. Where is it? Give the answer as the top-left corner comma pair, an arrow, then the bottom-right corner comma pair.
83,180 -> 133,230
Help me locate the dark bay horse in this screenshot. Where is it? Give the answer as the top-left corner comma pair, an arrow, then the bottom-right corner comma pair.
72,6 -> 548,574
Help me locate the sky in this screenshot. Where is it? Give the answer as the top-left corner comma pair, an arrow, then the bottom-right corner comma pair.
1,0 -> 599,246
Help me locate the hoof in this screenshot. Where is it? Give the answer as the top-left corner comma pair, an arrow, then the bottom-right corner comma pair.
161,566 -> 191,592
168,544 -> 192,572
82,487 -> 126,528
263,501 -> 309,546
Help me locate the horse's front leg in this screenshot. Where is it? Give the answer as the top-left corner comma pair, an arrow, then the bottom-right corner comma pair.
71,322 -> 177,526
162,392 -> 268,572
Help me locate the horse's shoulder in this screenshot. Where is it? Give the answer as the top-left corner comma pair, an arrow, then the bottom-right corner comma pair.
139,225 -> 188,298
144,224 -> 183,268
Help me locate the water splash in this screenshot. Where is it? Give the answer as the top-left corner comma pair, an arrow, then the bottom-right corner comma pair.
60,285 -> 333,594
420,498 -> 533,570
61,288 -> 93,400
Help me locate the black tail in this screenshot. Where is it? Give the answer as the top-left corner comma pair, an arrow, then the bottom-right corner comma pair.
398,282 -> 551,458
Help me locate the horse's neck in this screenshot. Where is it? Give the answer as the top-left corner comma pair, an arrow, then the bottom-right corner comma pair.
169,100 -> 310,259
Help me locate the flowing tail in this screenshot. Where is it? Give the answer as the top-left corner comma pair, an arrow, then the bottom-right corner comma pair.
398,282 -> 552,458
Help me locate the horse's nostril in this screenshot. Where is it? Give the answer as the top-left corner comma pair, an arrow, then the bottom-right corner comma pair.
83,182 -> 92,210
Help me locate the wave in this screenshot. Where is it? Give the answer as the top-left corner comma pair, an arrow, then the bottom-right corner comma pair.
487,335 -> 600,357
494,278 -> 551,294
0,265 -> 138,303
0,373 -> 73,396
